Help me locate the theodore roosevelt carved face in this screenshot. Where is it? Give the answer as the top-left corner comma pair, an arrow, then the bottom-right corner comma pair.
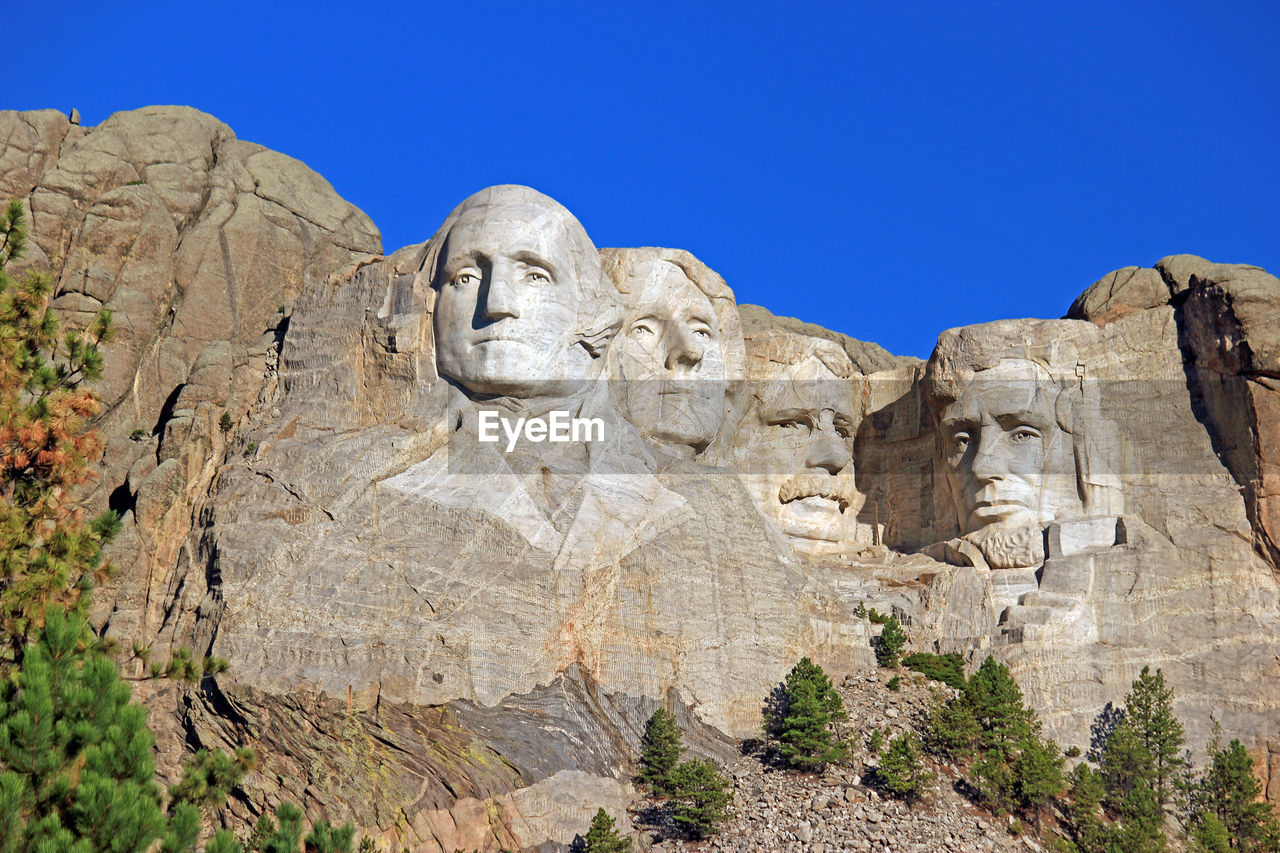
732,333 -> 856,554
428,186 -> 617,399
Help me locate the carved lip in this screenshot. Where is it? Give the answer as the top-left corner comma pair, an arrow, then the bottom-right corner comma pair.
780,492 -> 850,512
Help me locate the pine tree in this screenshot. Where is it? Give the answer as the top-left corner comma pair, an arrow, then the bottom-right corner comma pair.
582,807 -> 631,852
777,657 -> 848,770
924,689 -> 981,759
1066,763 -> 1112,853
876,615 -> 907,668
667,758 -> 732,840
1011,735 -> 1064,812
877,731 -> 932,799
0,199 -> 118,662
1197,738 -> 1280,853
1190,812 -> 1232,853
639,708 -> 684,794
963,656 -> 1034,755
1099,722 -> 1154,806
1121,666 -> 1185,810
0,607 -> 169,851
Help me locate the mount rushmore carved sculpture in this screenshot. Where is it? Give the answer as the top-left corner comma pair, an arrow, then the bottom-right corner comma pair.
6,105 -> 1280,852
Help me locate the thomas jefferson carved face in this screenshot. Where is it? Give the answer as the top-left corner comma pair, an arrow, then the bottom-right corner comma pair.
733,341 -> 856,553
937,358 -> 1079,535
613,260 -> 727,453
431,189 -> 605,398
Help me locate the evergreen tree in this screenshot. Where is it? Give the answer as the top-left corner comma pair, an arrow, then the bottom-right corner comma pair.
876,731 -> 932,799
1197,738 -> 1280,853
1099,722 -> 1154,806
0,607 -> 170,852
777,657 -> 847,770
875,615 -> 907,668
1190,812 -> 1232,853
1121,666 -> 1185,810
667,758 -> 732,840
963,656 -> 1034,755
582,807 -> 631,852
924,690 -> 981,760
1066,763 -> 1112,853
638,708 -> 683,794
304,819 -> 356,853
0,200 -> 117,662
1011,735 -> 1064,813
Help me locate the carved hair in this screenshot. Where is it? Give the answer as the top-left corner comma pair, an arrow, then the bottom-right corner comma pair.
741,330 -> 854,382
416,185 -> 621,356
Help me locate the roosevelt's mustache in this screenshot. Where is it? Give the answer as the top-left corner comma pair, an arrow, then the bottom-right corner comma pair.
778,472 -> 855,511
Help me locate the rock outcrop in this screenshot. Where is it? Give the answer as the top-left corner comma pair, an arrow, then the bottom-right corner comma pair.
4,107 -> 1280,851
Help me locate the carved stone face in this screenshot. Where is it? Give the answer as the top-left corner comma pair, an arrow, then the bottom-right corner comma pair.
735,354 -> 855,552
937,358 -> 1079,535
613,260 -> 727,452
432,198 -> 596,398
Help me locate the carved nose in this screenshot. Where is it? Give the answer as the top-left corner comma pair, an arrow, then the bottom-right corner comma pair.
969,428 -> 1007,480
664,325 -> 703,370
806,432 -> 848,475
484,271 -> 520,321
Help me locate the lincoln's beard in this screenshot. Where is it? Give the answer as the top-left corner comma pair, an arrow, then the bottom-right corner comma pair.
965,523 -> 1045,569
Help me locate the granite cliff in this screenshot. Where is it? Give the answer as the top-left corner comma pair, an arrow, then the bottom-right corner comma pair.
3,106 -> 1279,851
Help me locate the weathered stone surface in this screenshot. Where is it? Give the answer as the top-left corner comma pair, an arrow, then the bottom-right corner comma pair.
9,108 -> 1280,850
0,105 -> 380,659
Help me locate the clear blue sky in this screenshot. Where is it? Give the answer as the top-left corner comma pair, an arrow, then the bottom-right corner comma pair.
12,1 -> 1279,358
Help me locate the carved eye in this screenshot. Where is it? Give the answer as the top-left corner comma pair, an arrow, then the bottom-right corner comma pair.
1010,427 -> 1039,443
630,322 -> 655,337
951,432 -> 970,453
526,268 -> 551,284
453,271 -> 480,287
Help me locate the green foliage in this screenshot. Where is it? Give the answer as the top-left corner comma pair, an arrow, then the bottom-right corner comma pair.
1099,722 -> 1153,806
305,819 -> 356,853
868,727 -> 884,755
1011,735 -> 1064,812
168,747 -> 257,813
0,200 -> 118,657
667,758 -> 731,840
130,428 -> 147,441
1195,738 -> 1280,853
1064,745 -> 1082,758
902,651 -> 967,690
582,807 -> 631,852
1121,666 -> 1185,810
924,689 -> 981,759
852,601 -> 868,619
0,607 -> 167,852
877,731 -> 932,799
867,607 -> 889,625
219,412 -> 234,433
1190,812 -> 1232,853
639,708 -> 684,795
1066,763 -> 1111,853
777,657 -> 848,770
886,674 -> 901,692
923,657 -> 1061,819
875,615 -> 906,667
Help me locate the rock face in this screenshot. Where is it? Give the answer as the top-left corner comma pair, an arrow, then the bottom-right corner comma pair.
4,108 -> 1280,851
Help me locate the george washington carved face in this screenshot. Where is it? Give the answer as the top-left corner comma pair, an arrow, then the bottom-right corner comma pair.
428,186 -> 617,399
